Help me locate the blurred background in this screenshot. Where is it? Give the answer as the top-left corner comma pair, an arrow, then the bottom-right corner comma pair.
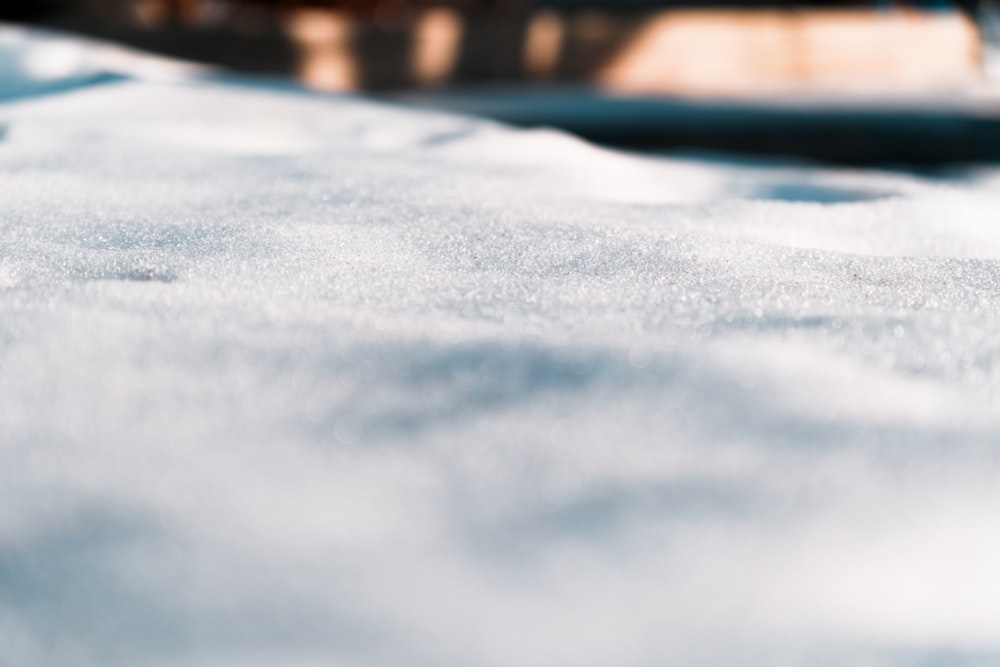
4,0 -> 1000,162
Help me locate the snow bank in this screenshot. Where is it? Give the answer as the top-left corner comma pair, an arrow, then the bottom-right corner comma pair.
3,25 -> 1000,667
0,24 -> 204,100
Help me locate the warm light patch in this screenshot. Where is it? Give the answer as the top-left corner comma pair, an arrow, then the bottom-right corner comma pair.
598,11 -> 789,96
598,9 -> 980,96
412,8 -> 463,87
130,0 -> 169,29
286,9 -> 357,91
524,10 -> 565,80
795,11 -> 980,91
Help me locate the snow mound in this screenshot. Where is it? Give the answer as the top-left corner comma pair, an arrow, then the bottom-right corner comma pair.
0,24 -> 203,100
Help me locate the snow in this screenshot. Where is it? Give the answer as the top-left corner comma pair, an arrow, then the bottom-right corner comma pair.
4,24 -> 1000,667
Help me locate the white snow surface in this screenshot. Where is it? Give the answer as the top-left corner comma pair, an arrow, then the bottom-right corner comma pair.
4,25 -> 1000,667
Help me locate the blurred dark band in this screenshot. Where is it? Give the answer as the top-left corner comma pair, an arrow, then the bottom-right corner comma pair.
0,0 -> 985,23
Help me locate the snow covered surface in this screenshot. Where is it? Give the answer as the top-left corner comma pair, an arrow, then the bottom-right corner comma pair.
4,24 -> 1000,667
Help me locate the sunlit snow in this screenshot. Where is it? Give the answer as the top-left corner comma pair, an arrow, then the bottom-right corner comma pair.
3,24 -> 1000,667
